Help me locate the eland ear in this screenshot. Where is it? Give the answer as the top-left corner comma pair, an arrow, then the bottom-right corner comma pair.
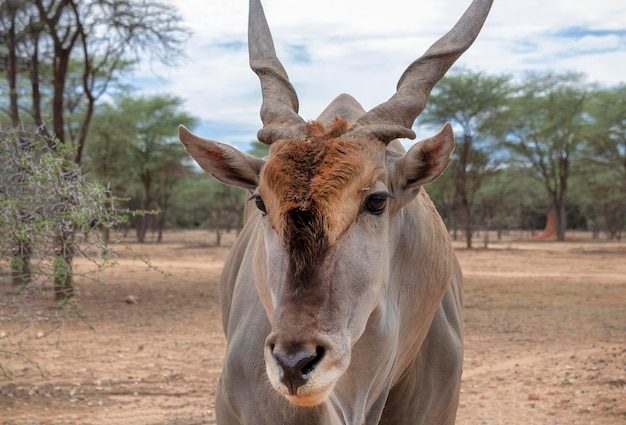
397,122 -> 455,193
179,125 -> 265,190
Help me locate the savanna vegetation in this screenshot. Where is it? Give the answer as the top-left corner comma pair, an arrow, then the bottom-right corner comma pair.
419,69 -> 625,248
1,0 -> 625,304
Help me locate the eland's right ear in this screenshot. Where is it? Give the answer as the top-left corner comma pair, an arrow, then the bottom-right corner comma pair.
179,125 -> 265,190
390,122 -> 455,203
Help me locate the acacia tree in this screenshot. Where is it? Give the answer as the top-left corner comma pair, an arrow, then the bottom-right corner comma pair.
576,84 -> 626,239
0,0 -> 189,299
496,72 -> 589,241
418,68 -> 512,248
1,128 -> 126,298
85,94 -> 197,243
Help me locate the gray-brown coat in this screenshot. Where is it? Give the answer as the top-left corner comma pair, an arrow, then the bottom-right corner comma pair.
179,0 -> 492,423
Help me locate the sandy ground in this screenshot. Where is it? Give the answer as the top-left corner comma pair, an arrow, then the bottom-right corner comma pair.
1,230 -> 625,425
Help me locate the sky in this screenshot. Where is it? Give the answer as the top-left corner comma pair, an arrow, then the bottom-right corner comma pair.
131,0 -> 626,152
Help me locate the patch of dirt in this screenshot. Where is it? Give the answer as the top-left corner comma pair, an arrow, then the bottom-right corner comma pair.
1,230 -> 625,424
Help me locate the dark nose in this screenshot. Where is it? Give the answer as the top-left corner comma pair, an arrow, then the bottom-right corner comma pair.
271,345 -> 324,395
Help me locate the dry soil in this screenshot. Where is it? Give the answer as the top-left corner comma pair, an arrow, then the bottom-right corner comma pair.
1,230 -> 625,425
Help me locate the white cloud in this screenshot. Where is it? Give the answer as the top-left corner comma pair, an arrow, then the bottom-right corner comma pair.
133,0 -> 626,150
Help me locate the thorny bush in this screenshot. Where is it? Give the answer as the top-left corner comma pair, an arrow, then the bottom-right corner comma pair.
0,128 -> 129,334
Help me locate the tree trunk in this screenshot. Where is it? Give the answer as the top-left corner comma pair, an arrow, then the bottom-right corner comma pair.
156,211 -> 166,243
462,198 -> 472,249
554,169 -> 568,241
216,227 -> 222,247
136,216 -> 149,243
11,239 -> 32,287
29,30 -> 46,130
555,202 -> 567,242
54,225 -> 75,301
7,11 -> 20,127
137,172 -> 154,243
455,133 -> 474,249
554,153 -> 569,242
102,226 -> 110,246
52,51 -> 70,143
43,7 -> 80,300
483,219 -> 491,249
73,4 -> 94,165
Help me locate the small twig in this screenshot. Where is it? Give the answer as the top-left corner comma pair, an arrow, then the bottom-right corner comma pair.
10,321 -> 33,337
126,246 -> 172,277
0,348 -> 46,379
68,301 -> 96,333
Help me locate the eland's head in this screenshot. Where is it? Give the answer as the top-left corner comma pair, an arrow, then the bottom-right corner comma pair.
180,0 -> 491,408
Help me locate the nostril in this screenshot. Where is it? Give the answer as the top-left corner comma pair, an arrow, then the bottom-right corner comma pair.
271,344 -> 324,395
301,346 -> 324,377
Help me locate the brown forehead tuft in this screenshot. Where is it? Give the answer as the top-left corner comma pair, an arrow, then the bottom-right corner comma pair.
262,131 -> 367,218
262,119 -> 365,213
260,120 -> 378,286
305,118 -> 351,142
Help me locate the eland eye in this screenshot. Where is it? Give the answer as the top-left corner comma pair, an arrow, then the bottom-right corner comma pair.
364,193 -> 389,215
251,195 -> 267,216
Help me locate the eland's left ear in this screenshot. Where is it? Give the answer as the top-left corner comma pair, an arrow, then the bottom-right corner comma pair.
396,122 -> 455,193
179,125 -> 265,190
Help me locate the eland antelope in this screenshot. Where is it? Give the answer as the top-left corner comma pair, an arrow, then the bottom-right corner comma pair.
179,0 -> 492,423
